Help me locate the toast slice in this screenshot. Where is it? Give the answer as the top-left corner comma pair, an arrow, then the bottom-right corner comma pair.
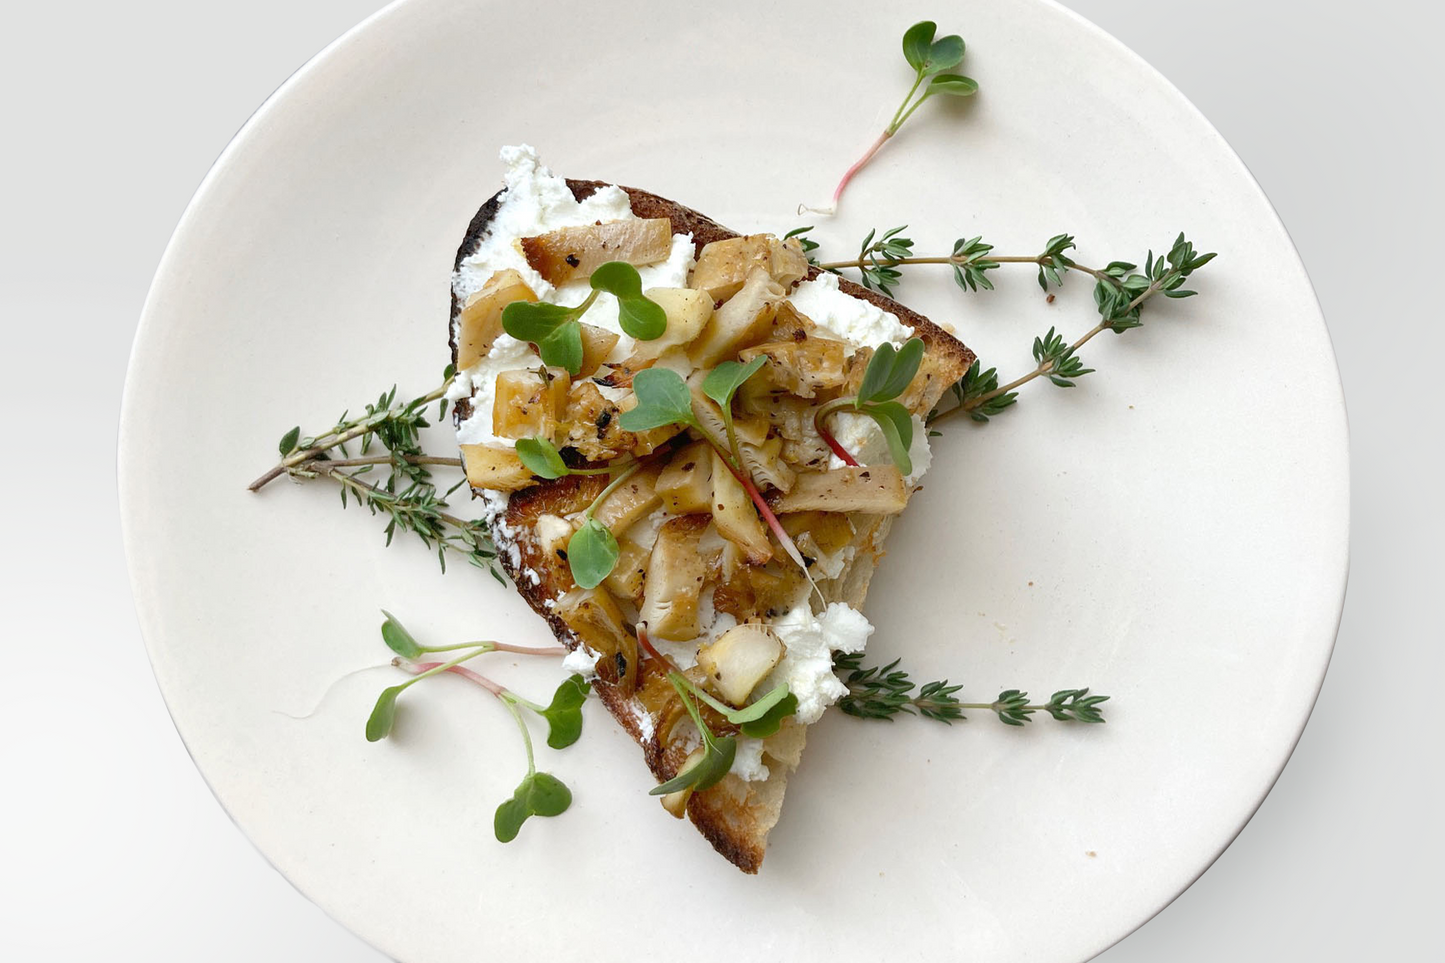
448,147 -> 974,872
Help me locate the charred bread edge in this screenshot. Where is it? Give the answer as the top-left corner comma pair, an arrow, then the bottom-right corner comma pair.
448,178 -> 977,873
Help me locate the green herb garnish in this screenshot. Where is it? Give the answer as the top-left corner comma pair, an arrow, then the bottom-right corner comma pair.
804,225 -> 1215,426
617,367 -> 698,432
514,436 -> 626,480
814,337 -> 925,474
701,356 -> 767,462
834,653 -> 1109,725
824,22 -> 977,210
649,676 -> 737,797
668,673 -> 798,739
564,462 -> 643,589
502,261 -> 666,373
249,369 -> 503,580
363,616 -> 587,843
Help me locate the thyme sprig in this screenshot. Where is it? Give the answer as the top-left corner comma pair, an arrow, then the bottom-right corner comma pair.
931,233 -> 1215,425
814,228 -> 1097,295
251,371 -> 504,580
249,373 -> 453,491
799,226 -> 1215,425
833,653 -> 1108,725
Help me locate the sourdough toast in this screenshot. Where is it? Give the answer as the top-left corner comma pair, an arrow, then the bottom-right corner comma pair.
449,165 -> 974,872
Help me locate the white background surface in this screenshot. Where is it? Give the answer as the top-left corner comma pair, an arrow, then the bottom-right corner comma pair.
1,1 -> 1436,960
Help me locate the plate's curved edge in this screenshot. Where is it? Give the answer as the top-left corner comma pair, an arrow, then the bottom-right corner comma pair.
115,2 -> 1353,962
1027,1 -> 1351,959
116,2 -> 418,962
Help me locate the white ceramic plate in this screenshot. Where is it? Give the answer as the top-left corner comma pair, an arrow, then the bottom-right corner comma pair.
119,1 -> 1348,960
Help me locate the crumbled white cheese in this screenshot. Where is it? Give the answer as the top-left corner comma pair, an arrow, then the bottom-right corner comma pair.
561,645 -> 601,680
533,513 -> 573,553
622,510 -> 667,552
812,544 -> 856,580
826,411 -> 933,484
787,272 -> 912,354
450,147 -> 696,443
477,490 -> 520,569
631,702 -> 656,743
765,602 -> 875,724
652,638 -> 700,670
452,144 -> 634,310
729,737 -> 770,782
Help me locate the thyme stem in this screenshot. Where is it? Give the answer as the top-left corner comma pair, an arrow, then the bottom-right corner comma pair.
819,253 -> 1103,279
930,270 -> 1178,426
297,454 -> 462,470
248,380 -> 451,491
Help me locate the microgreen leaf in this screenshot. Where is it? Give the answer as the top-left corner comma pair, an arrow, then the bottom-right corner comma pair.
649,675 -> 739,796
856,341 -> 897,404
501,300 -> 574,344
618,367 -> 695,431
493,792 -> 529,842
927,73 -> 978,97
538,674 -> 591,749
501,301 -> 584,374
526,771 -> 572,815
902,21 -> 935,71
667,674 -> 799,739
857,337 -> 925,404
365,686 -> 403,742
588,260 -> 644,299
380,610 -> 424,659
567,517 -> 619,590
494,771 -> 573,842
649,737 -> 737,796
922,33 -> 965,75
278,426 -> 300,456
590,261 -> 667,340
861,401 -> 914,475
515,436 -> 569,479
702,356 -> 767,412
739,692 -> 798,739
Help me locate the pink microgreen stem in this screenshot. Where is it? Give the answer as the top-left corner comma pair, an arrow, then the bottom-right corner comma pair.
832,131 -> 892,207
814,400 -> 862,467
820,430 -> 860,466
394,657 -> 506,697
636,623 -> 680,673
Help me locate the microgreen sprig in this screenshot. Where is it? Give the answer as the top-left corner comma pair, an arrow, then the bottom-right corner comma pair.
622,368 -> 814,578
822,22 -> 977,211
833,653 -> 1109,726
502,261 -> 666,374
649,676 -> 737,797
701,356 -> 767,463
514,436 -> 629,480
364,615 -> 589,842
814,337 -> 925,474
667,673 -> 799,739
565,461 -> 644,590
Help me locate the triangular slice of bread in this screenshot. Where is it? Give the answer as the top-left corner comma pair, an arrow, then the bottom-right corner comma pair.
449,161 -> 974,872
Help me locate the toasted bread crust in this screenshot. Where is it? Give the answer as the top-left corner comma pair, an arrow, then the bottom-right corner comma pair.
451,178 -> 974,873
